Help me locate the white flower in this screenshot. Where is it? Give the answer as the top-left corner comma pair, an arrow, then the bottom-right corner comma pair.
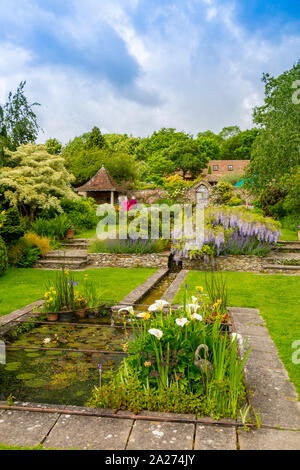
148,328 -> 163,339
155,299 -> 169,309
118,306 -> 134,315
148,303 -> 159,312
191,313 -> 203,321
231,333 -> 243,345
186,303 -> 200,313
191,296 -> 198,304
43,338 -> 51,344
175,318 -> 189,327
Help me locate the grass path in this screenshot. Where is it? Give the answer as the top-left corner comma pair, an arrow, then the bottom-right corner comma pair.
0,267 -> 156,318
174,271 -> 300,398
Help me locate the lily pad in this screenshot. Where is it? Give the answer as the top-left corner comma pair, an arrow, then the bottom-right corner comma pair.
16,373 -> 35,380
5,362 -> 21,371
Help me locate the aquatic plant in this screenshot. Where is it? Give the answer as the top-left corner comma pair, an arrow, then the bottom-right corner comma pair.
89,288 -> 251,418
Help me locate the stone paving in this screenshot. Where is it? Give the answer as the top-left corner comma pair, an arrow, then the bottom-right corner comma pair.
0,307 -> 300,450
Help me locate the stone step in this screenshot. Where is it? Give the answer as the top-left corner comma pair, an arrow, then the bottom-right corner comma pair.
35,259 -> 88,270
264,264 -> 300,272
44,250 -> 88,261
275,246 -> 300,253
277,240 -> 300,245
61,242 -> 88,250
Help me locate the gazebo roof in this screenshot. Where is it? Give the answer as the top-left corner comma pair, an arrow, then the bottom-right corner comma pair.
76,166 -> 121,192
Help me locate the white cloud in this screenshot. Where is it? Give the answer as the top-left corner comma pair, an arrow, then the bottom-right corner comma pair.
0,0 -> 299,143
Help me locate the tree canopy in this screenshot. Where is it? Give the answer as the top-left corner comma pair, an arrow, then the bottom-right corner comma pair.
0,81 -> 41,150
0,144 -> 76,218
247,62 -> 300,191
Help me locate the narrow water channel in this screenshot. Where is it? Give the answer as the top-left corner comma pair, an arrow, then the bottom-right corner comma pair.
134,272 -> 177,313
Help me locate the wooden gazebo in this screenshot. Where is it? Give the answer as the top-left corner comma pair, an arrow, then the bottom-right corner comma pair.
76,166 -> 121,205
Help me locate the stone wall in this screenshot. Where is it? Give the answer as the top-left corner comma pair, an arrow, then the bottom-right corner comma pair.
129,189 -> 167,204
88,252 -> 170,268
182,255 -> 263,272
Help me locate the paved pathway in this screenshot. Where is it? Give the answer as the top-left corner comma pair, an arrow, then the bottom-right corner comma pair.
0,307 -> 300,450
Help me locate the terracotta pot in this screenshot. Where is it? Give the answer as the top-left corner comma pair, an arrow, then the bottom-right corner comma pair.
75,309 -> 87,319
298,230 -> 300,242
46,312 -> 59,322
66,228 -> 75,239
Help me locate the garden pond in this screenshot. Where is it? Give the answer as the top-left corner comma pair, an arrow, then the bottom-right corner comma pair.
0,316 -> 128,406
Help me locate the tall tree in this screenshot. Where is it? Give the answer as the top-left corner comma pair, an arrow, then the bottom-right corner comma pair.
86,126 -> 106,150
247,62 -> 300,191
0,144 -> 76,218
0,81 -> 41,150
45,138 -> 62,155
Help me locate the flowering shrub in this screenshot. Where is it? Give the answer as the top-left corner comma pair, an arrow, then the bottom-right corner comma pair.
172,206 -> 281,261
89,288 -> 250,418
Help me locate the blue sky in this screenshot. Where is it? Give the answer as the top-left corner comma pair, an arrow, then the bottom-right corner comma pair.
0,0 -> 299,142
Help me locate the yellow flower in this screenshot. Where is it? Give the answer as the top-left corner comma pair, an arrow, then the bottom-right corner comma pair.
144,361 -> 151,367
196,286 -> 203,292
122,343 -> 128,353
49,297 -> 53,302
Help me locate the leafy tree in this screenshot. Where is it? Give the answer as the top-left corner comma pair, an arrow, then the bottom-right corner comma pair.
247,62 -> 300,191
0,144 -> 76,218
104,133 -> 141,155
197,136 -> 221,160
86,126 -> 106,150
0,81 -> 41,150
146,153 -> 175,178
135,128 -> 190,161
197,130 -> 223,145
161,140 -> 209,178
280,166 -> 300,215
219,125 -> 241,140
45,138 -> 62,155
220,129 -> 258,160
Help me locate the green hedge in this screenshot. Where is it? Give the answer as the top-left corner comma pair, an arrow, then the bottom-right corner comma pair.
0,236 -> 8,276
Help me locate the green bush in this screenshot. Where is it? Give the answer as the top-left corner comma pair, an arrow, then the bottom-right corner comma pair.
16,246 -> 41,268
0,236 -> 8,276
61,197 -> 99,231
0,207 -> 24,245
210,182 -> 234,205
31,214 -> 72,240
227,196 -> 243,206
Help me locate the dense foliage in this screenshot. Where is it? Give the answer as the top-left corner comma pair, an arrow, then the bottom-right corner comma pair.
246,63 -> 300,226
89,289 -> 249,418
171,206 -> 281,261
0,81 -> 41,151
0,144 -> 77,218
0,235 -> 8,276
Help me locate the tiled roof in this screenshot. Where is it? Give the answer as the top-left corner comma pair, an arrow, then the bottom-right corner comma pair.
76,166 -> 121,192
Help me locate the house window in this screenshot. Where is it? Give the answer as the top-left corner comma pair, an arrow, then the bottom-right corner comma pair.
213,165 -> 219,171
228,165 -> 233,171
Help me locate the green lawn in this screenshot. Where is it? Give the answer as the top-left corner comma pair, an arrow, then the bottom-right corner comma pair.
174,271 -> 300,399
74,228 -> 97,239
279,228 -> 298,241
0,267 -> 156,317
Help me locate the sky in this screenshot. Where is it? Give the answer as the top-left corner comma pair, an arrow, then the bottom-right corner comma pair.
0,0 -> 299,143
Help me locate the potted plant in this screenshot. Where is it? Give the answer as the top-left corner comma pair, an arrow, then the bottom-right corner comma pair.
44,288 -> 59,322
65,226 -> 75,239
59,307 -> 74,322
74,296 -> 88,319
